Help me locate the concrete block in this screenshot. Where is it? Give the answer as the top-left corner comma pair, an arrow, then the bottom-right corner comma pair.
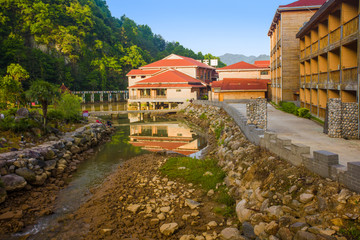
313,151 -> 339,166
264,132 -> 277,141
347,162 -> 360,176
291,143 -> 310,155
276,137 -> 291,147
253,128 -> 264,135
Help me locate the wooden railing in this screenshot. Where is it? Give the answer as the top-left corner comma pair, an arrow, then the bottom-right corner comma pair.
300,75 -> 306,85
343,16 -> 359,38
329,70 -> 340,84
329,27 -> 341,44
319,72 -> 328,84
305,75 -> 311,83
311,74 -> 318,83
305,46 -> 311,57
320,35 -> 328,49
300,50 -> 305,59
342,67 -> 358,84
311,41 -> 319,54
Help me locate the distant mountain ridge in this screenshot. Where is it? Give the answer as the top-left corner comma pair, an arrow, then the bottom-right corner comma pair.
219,53 -> 270,66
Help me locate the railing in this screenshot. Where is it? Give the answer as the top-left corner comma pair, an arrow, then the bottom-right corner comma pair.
311,41 -> 319,54
319,72 -> 328,84
343,16 -> 359,38
311,74 -> 318,84
320,35 -> 328,49
342,67 -> 358,84
130,95 -> 168,100
300,50 -> 305,59
329,70 -> 340,84
305,46 -> 311,57
305,75 -> 311,83
329,27 -> 341,44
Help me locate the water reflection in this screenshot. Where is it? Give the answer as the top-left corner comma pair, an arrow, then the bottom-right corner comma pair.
81,102 -> 127,112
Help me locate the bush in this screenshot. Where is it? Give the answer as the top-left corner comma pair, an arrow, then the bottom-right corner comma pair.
297,108 -> 311,118
0,116 -> 40,132
57,93 -> 82,122
199,113 -> 207,120
201,95 -> 208,100
47,109 -> 64,122
279,102 -> 297,114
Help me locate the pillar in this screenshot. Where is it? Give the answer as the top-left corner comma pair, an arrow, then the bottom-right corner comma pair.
82,105 -> 86,111
100,92 -> 104,102
91,93 -> 95,103
109,93 -> 112,103
100,104 -> 104,112
138,102 -> 141,110
116,93 -> 119,102
82,93 -> 86,103
91,104 -> 95,112
169,103 -> 172,109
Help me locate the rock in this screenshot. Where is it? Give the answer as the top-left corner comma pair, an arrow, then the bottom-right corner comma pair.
0,210 -> 22,220
290,222 -> 308,233
319,229 -> 335,236
15,108 -> 29,120
337,189 -> 351,203
242,222 -> 256,239
70,145 -> 81,154
219,228 -> 242,240
180,235 -> 195,240
15,167 -> 36,182
195,236 -> 205,240
34,173 -> 47,185
1,174 -> 27,191
207,189 -> 214,197
299,193 -> 314,203
265,221 -> 279,235
254,222 -> 266,236
44,160 -> 57,171
266,205 -> 283,219
203,171 -> 213,176
160,206 -> 170,213
294,231 -> 316,240
236,199 -> 253,223
157,213 -> 166,220
185,199 -> 201,209
278,227 -> 293,240
150,218 -> 160,226
0,187 -> 7,204
127,204 -> 141,214
42,149 -> 56,160
182,214 -> 190,221
330,218 -> 344,227
305,214 -> 322,226
160,223 -> 178,236
207,221 -> 218,229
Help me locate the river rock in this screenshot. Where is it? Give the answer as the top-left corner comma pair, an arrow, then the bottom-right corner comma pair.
70,145 -> 81,154
219,228 -> 242,240
236,199 -> 253,223
242,222 -> 256,239
294,231 -> 316,240
44,160 -> 57,171
185,199 -> 200,209
299,193 -> 314,203
15,167 -> 36,182
1,174 -> 27,191
160,222 -> 178,236
34,173 -> 48,185
266,205 -> 283,219
278,227 -> 294,240
265,221 -> 279,235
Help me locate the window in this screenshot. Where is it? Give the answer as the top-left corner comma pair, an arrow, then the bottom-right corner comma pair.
141,76 -> 146,78
131,76 -> 136,79
177,133 -> 183,136
156,89 -> 166,96
261,71 -> 269,75
176,89 -> 181,92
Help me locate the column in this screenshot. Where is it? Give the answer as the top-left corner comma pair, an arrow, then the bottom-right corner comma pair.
100,92 -> 104,102
91,104 -> 95,112
116,93 -> 119,102
169,103 -> 172,109
82,93 -> 86,103
109,93 -> 112,103
91,93 -> 95,103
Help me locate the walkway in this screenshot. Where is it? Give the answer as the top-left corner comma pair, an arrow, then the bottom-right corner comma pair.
230,103 -> 360,166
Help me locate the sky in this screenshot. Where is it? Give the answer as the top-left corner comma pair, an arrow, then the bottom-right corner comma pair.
105,0 -> 294,57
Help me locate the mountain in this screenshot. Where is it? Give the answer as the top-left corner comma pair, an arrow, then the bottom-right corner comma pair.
0,0 -> 224,91
219,54 -> 270,66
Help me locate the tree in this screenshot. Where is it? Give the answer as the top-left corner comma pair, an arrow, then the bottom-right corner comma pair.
26,80 -> 59,127
0,63 -> 29,108
57,93 -> 82,122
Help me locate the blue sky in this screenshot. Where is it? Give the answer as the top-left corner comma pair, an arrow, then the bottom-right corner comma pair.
105,0 -> 293,57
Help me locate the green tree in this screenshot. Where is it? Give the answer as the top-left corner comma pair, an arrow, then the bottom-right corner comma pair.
57,93 -> 82,122
26,80 -> 59,127
0,63 -> 29,108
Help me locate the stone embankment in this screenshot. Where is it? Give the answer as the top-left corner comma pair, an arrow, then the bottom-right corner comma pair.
184,104 -> 360,240
0,123 -> 112,204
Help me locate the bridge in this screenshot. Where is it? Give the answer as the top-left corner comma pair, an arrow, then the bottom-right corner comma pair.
73,90 -> 129,103
88,109 -> 179,117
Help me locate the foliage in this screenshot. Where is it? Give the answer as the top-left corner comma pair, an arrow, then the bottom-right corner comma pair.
201,95 -> 208,100
56,93 -> 82,122
199,113 -> 207,120
214,123 -> 225,140
339,220 -> 360,240
0,116 -> 40,132
0,0 -> 223,91
279,101 -> 297,114
297,108 -> 311,119
26,80 -> 59,126
47,109 -> 64,122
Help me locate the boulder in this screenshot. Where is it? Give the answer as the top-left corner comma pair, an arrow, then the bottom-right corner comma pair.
242,222 -> 256,239
236,199 -> 253,223
44,160 -> 57,171
15,108 -> 29,120
160,223 -> 178,236
1,174 -> 27,191
299,193 -> 314,204
15,167 -> 36,182
219,228 -> 243,240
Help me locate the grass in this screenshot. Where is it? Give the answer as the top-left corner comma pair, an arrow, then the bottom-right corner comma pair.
160,157 -> 235,216
199,113 -> 207,120
339,220 -> 360,240
214,123 -> 224,140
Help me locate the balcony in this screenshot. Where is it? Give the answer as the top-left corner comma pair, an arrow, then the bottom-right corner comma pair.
343,16 -> 359,38
305,46 -> 311,57
300,50 -> 305,59
320,35 -> 328,49
129,95 -> 167,100
311,41 -> 319,54
329,70 -> 340,88
329,27 -> 341,44
319,72 -> 328,84
305,75 -> 311,83
311,74 -> 318,84
342,67 -> 358,90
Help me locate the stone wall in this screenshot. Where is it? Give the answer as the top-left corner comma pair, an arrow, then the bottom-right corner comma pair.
328,98 -> 359,139
0,123 -> 111,203
246,98 -> 267,130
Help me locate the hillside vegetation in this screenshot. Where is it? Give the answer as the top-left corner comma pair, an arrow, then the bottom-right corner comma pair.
0,0 -> 224,91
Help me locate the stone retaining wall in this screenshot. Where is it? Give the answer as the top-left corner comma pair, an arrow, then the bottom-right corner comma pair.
246,98 -> 267,130
0,123 -> 111,203
193,100 -> 360,193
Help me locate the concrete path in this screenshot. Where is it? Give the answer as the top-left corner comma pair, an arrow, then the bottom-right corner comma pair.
230,103 -> 360,166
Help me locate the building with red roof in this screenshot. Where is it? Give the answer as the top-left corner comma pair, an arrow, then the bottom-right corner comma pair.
210,78 -> 270,102
217,61 -> 270,81
268,0 -> 326,103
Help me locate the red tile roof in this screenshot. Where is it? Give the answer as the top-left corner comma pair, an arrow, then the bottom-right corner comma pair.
141,55 -> 214,69
211,78 -> 270,91
129,84 -> 204,89
254,60 -> 270,68
279,0 -> 326,8
126,69 -> 162,76
217,61 -> 261,70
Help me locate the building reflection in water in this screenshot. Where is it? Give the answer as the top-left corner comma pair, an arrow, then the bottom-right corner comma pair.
128,113 -> 205,156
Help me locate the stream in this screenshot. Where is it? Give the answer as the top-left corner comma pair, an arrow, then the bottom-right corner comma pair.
7,113 -> 206,239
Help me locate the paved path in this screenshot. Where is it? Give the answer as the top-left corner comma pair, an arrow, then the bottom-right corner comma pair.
230,103 -> 360,166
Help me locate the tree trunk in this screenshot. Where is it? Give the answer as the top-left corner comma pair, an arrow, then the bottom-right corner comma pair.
41,101 -> 48,128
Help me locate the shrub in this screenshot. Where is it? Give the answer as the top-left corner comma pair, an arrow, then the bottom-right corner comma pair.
279,101 -> 297,114
47,109 -> 65,122
199,113 -> 207,120
201,95 -> 208,100
0,116 -> 14,131
297,108 -> 311,118
57,93 -> 82,122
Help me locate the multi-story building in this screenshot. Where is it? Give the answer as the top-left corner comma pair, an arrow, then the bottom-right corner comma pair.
296,0 -> 359,121
268,0 -> 326,103
216,61 -> 270,80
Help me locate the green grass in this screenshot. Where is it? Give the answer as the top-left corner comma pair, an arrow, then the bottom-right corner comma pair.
214,124 -> 224,140
199,113 -> 207,120
160,157 -> 235,217
340,221 -> 360,240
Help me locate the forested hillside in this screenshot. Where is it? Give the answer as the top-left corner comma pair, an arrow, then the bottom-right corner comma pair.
0,0 -> 224,91
219,53 -> 270,66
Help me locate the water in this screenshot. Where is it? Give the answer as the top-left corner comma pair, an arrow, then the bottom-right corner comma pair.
81,102 -> 127,112
6,113 -> 206,239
